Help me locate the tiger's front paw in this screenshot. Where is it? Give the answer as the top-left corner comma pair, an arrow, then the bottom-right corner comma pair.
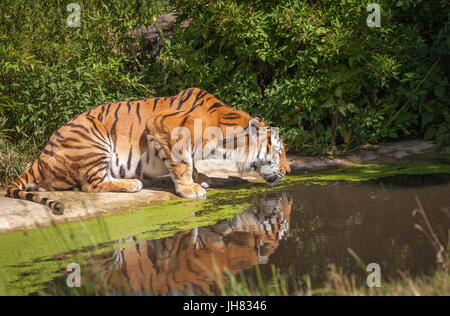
176,183 -> 207,198
119,179 -> 143,192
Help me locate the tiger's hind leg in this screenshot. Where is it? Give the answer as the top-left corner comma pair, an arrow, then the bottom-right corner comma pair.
80,175 -> 143,193
77,149 -> 143,193
60,115 -> 143,193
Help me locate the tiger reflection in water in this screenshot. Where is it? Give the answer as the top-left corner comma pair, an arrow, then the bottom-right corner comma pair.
90,194 -> 293,294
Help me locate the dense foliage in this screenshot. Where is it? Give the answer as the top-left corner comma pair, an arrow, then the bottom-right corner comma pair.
0,0 -> 449,157
0,0 -> 167,141
156,0 -> 450,153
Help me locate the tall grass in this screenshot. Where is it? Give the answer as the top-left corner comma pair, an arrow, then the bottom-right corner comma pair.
0,135 -> 42,187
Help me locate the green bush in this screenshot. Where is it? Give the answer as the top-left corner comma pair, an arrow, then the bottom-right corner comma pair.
0,0 -> 170,141
0,0 -> 448,158
147,0 -> 449,153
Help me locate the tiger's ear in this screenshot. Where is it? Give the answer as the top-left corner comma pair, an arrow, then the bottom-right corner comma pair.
248,116 -> 262,139
254,114 -> 264,121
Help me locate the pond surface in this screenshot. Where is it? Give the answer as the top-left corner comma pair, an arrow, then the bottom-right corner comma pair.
0,163 -> 449,295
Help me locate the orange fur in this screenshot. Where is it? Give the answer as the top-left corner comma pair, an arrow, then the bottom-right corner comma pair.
6,88 -> 290,214
89,195 -> 293,294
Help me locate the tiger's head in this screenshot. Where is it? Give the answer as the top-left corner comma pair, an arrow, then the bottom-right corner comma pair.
246,115 -> 291,186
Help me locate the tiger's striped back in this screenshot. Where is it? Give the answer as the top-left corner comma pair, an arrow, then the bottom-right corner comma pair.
6,88 -> 290,213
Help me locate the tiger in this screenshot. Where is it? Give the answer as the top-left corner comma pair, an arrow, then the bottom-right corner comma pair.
6,88 -> 290,214
89,194 -> 293,294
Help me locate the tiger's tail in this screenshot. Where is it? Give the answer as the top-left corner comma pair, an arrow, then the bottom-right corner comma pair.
6,169 -> 65,215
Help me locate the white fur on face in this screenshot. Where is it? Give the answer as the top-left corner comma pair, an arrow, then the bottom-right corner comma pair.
255,133 -> 284,185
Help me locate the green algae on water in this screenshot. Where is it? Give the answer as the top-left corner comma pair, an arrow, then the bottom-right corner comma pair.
283,161 -> 450,184
0,190 -> 253,295
0,159 -> 448,295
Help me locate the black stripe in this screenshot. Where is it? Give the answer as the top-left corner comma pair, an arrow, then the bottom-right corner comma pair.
25,193 -> 34,201
220,122 -> 237,126
128,123 -> 134,142
23,172 -> 29,183
85,163 -> 107,179
65,152 -> 107,160
87,166 -> 107,183
136,161 -> 142,177
127,101 -> 131,114
114,103 -> 121,120
222,115 -> 241,120
189,89 -> 201,105
111,103 -> 121,148
208,102 -> 223,112
67,123 -> 90,133
106,103 -> 112,116
55,137 -> 79,145
82,155 -> 106,168
47,140 -> 58,148
192,90 -> 208,106
86,116 -> 109,145
41,160 -> 76,185
36,157 -> 45,178
69,130 -> 98,144
111,120 -> 118,148
163,112 -> 181,119
180,116 -> 189,127
120,165 -> 125,178
169,96 -> 176,108
136,103 -> 141,124
127,146 -> 133,170
30,168 -> 37,183
42,148 -> 53,155
153,98 -> 160,111
59,143 -> 91,149
161,111 -> 181,125
84,158 -> 107,175
182,100 -> 205,117
177,88 -> 195,110
91,173 -> 108,186
178,88 -> 188,100
89,127 -> 109,147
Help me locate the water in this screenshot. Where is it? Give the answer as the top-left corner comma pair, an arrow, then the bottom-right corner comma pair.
1,172 -> 449,295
